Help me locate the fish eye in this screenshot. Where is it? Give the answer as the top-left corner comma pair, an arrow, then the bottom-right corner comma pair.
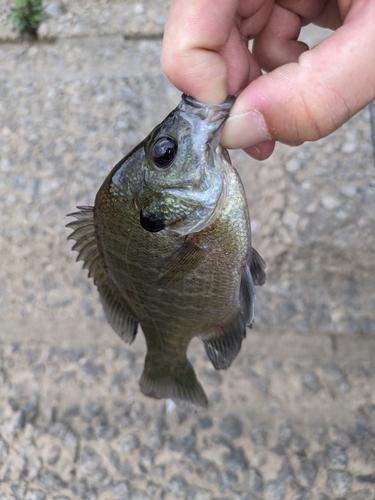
151,137 -> 178,169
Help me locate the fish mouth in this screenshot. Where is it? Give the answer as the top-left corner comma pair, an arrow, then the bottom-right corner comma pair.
182,94 -> 235,111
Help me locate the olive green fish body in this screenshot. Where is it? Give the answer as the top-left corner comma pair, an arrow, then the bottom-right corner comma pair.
68,96 -> 266,411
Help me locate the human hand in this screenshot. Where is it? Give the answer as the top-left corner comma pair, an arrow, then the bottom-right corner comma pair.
161,0 -> 375,160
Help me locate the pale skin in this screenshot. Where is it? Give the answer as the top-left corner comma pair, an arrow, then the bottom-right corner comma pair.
161,0 -> 375,160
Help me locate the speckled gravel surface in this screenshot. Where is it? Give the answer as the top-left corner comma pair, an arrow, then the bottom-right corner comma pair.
1,320 -> 375,499
0,35 -> 374,334
0,6 -> 375,500
0,0 -> 168,40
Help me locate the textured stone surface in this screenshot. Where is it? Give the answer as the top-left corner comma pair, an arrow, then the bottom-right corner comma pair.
0,33 -> 374,334
0,7 -> 375,500
0,321 -> 374,498
0,0 -> 169,40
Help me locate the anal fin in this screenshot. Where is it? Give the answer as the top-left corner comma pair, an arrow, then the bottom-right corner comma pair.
202,313 -> 246,370
67,206 -> 138,343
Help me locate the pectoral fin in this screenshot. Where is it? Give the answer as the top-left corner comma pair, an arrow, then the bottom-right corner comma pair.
67,206 -> 138,343
149,237 -> 205,288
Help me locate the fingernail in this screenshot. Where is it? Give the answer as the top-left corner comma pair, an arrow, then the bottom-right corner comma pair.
244,145 -> 261,160
221,109 -> 272,149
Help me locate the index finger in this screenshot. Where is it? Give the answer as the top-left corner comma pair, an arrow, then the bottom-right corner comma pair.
161,0 -> 240,104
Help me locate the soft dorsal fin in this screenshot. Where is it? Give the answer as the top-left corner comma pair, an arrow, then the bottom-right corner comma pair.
67,206 -> 138,343
251,247 -> 266,286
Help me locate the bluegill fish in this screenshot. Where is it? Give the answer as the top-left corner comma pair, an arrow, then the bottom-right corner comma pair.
67,95 -> 266,411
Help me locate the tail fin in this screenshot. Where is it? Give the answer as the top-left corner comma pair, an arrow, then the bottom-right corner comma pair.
139,356 -> 208,412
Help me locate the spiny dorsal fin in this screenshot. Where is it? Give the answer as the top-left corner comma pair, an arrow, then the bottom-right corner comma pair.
251,247 -> 266,286
67,206 -> 138,343
202,313 -> 247,370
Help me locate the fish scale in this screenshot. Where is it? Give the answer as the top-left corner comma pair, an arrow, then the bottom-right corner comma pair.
68,95 -> 266,411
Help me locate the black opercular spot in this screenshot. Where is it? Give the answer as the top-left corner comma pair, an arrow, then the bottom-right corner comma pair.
152,137 -> 177,169
140,210 -> 165,232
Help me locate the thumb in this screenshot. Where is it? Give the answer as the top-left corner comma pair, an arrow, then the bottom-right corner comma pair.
221,3 -> 375,151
